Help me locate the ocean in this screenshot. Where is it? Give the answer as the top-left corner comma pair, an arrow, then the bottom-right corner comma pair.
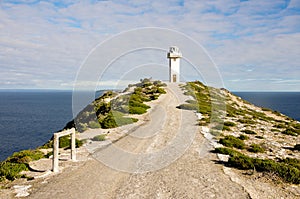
0,91 -> 299,161
234,92 -> 300,121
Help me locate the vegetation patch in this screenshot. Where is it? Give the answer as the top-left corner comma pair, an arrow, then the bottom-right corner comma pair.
248,144 -> 265,153
238,135 -> 249,140
0,149 -> 45,181
282,128 -> 299,136
255,135 -> 264,139
92,134 -> 106,141
214,147 -> 300,184
219,135 -> 246,149
224,121 -> 236,127
241,129 -> 257,135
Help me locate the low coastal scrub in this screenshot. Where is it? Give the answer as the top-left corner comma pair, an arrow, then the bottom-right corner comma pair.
0,150 -> 45,181
224,121 -> 236,127
214,147 -> 300,184
219,135 -> 246,149
282,128 -> 299,136
247,144 -> 265,153
92,134 -> 106,141
241,129 -> 257,135
70,78 -> 165,132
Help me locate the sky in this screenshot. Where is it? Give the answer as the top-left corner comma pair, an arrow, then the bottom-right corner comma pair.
0,0 -> 299,91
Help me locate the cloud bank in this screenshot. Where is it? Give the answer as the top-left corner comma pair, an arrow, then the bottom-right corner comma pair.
0,0 -> 299,91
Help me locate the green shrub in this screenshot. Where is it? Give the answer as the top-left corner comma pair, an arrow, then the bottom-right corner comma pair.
92,134 -> 106,141
176,103 -> 199,111
129,100 -> 150,109
228,154 -> 254,170
0,162 -> 28,181
255,135 -> 264,139
156,87 -> 166,94
238,119 -> 255,124
6,150 -> 45,164
224,121 -> 236,127
219,135 -> 246,149
215,147 -> 300,184
222,126 -> 231,131
238,135 -> 249,140
129,106 -> 147,114
282,128 -> 298,136
241,129 -> 257,135
100,111 -> 138,128
213,147 -> 243,157
273,123 -> 286,128
88,121 -> 101,129
248,144 -> 265,153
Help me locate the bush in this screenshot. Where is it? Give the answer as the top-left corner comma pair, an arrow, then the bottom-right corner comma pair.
255,135 -> 264,139
248,144 -> 265,153
88,121 -> 101,129
129,106 -> 147,114
176,103 -> 199,111
238,119 -> 255,124
100,111 -> 138,128
241,129 -> 257,135
228,154 -> 254,170
224,121 -> 236,127
238,135 -> 249,140
6,150 -> 45,164
213,147 -> 243,157
273,123 -> 286,128
215,147 -> 300,184
92,134 -> 106,141
282,128 -> 298,136
222,126 -> 231,131
219,135 -> 246,149
0,162 -> 28,181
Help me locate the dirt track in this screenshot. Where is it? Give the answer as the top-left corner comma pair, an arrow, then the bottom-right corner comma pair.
24,84 -> 253,199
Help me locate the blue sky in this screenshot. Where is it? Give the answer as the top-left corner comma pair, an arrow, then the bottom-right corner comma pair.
0,0 -> 299,91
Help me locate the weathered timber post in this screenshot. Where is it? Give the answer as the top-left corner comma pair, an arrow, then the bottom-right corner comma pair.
71,128 -> 76,161
53,133 -> 59,172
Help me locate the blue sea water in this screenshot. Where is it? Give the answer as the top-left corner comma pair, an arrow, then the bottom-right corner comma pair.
0,91 -> 73,161
0,91 -> 299,161
234,92 -> 300,121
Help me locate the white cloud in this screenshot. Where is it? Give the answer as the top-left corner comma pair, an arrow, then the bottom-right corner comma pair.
0,0 -> 299,91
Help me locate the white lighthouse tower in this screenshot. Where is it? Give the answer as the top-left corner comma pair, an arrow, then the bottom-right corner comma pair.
167,46 -> 182,83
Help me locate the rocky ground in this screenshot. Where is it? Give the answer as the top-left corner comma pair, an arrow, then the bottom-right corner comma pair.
0,83 -> 299,198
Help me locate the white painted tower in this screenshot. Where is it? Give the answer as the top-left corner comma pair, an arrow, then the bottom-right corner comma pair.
167,46 -> 182,83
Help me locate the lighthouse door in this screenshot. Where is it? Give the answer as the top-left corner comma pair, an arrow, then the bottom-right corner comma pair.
172,74 -> 177,82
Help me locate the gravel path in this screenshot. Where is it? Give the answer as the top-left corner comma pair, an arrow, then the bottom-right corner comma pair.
27,83 -> 250,199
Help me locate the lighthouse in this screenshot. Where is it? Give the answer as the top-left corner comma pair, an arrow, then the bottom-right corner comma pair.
167,46 -> 182,83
